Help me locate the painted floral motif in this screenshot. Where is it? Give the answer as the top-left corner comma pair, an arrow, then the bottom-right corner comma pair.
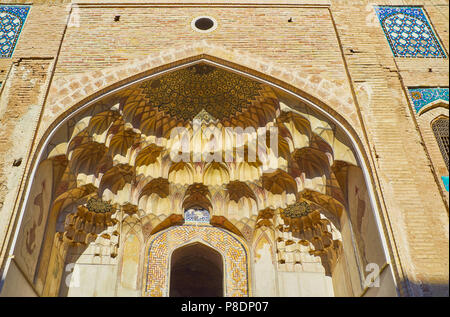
138,64 -> 263,121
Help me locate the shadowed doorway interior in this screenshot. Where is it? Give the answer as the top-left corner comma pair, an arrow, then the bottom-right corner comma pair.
169,243 -> 224,297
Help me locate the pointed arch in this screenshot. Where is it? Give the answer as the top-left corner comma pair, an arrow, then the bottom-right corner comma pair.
3,54 -> 399,298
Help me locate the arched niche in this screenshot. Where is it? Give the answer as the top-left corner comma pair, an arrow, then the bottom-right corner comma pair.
169,242 -> 224,297
1,58 -> 396,298
144,225 -> 250,297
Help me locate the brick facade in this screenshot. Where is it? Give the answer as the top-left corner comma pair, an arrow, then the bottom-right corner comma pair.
0,0 -> 448,296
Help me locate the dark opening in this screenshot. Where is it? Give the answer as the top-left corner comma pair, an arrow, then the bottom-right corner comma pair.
169,243 -> 223,297
13,158 -> 22,167
194,17 -> 214,31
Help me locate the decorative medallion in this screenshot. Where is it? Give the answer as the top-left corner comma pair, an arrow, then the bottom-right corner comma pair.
282,201 -> 312,218
138,64 -> 263,121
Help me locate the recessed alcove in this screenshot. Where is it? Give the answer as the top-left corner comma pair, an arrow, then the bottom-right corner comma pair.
169,243 -> 223,297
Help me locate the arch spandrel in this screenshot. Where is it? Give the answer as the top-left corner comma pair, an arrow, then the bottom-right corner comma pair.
39,49 -> 362,148
30,55 -> 371,220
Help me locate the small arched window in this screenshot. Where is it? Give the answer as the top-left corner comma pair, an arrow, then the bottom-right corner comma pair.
432,117 -> 449,171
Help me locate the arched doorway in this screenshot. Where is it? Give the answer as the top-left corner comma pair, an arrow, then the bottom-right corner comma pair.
144,225 -> 250,297
2,59 -> 396,297
169,242 -> 223,297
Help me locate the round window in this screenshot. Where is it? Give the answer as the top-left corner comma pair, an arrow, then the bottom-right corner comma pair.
191,16 -> 217,33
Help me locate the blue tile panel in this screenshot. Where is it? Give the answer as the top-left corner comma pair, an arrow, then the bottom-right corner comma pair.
442,176 -> 449,192
408,88 -> 449,113
0,6 -> 30,58
375,6 -> 446,58
184,208 -> 210,223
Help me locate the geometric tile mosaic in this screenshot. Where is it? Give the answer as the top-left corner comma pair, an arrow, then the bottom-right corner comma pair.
408,87 -> 449,113
0,6 -> 30,58
375,6 -> 447,58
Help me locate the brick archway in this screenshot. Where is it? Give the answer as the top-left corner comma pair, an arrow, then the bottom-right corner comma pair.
40,46 -> 361,143
143,225 -> 250,297
1,51 -> 399,298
